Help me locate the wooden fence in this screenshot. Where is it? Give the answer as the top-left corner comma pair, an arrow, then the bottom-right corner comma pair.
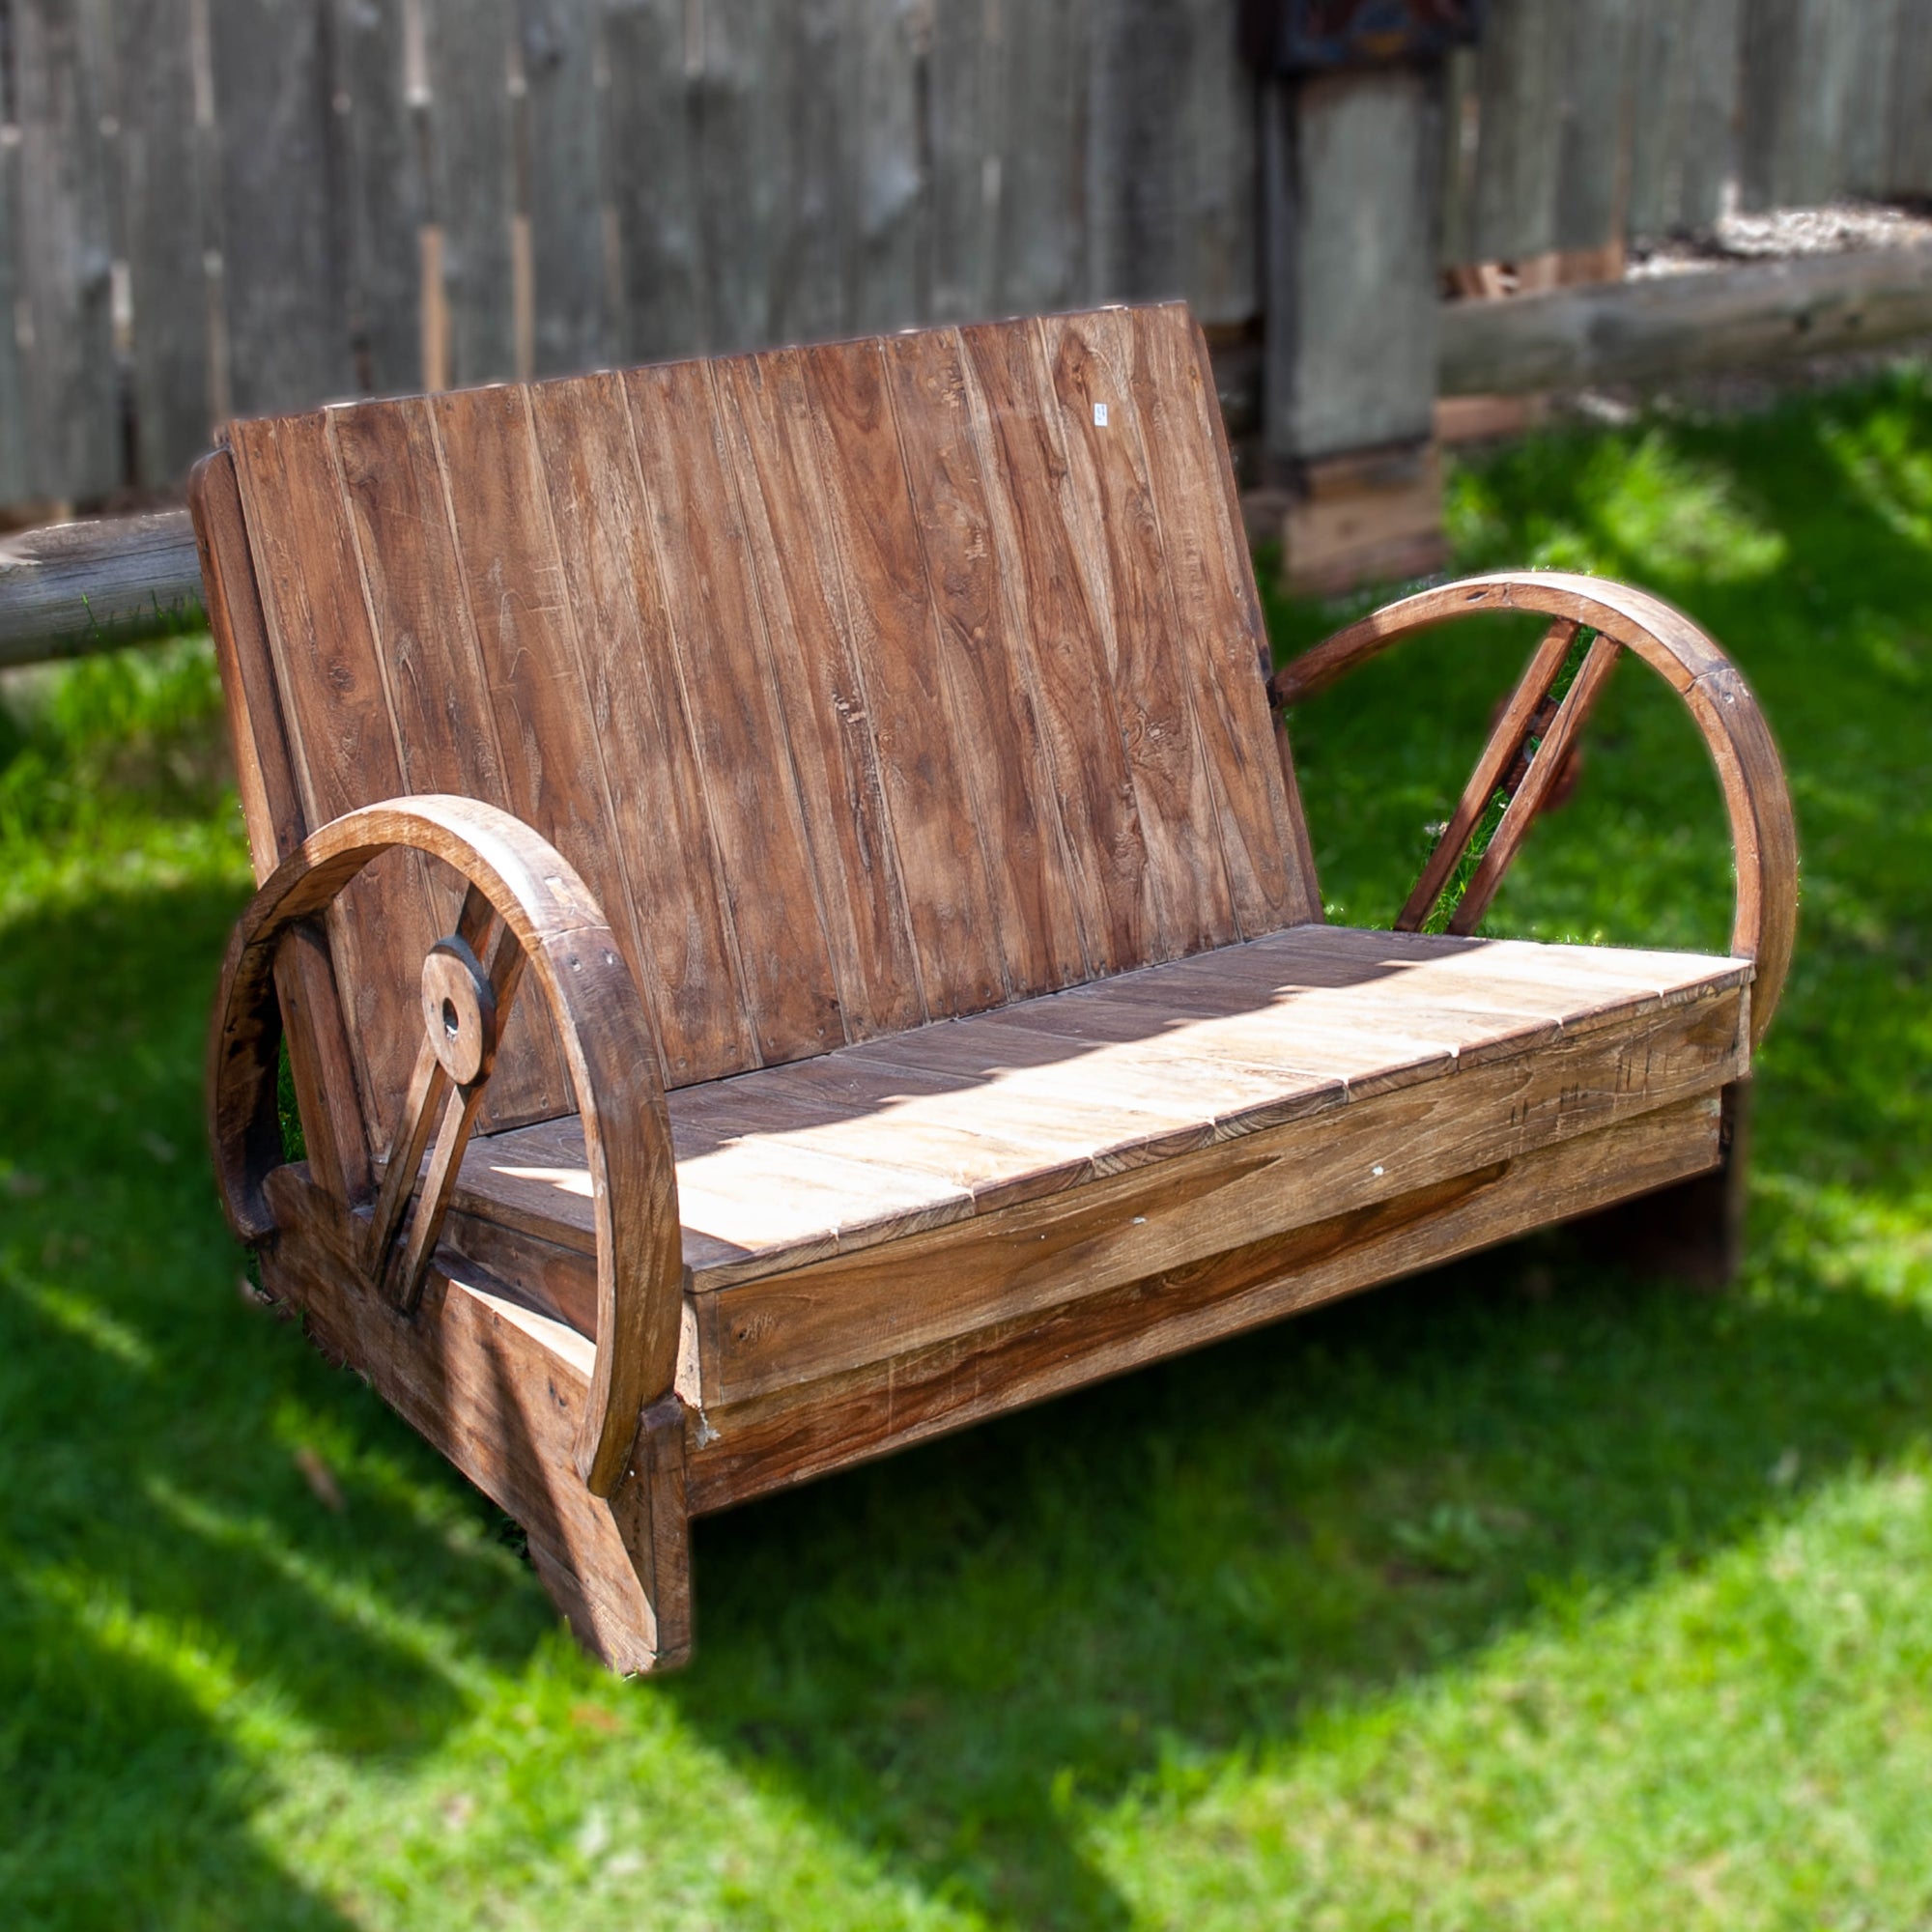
2,0 -> 1929,517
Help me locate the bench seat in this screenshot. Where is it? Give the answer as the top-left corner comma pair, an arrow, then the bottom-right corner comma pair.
445,924 -> 1749,1360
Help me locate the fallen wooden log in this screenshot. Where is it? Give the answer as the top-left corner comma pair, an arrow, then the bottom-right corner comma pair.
1439,244 -> 1932,396
0,508 -> 203,669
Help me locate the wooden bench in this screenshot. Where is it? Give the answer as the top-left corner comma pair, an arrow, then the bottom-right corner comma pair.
192,302 -> 1797,1672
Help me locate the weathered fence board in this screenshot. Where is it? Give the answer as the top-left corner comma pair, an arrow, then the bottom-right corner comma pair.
14,0 -> 118,502
207,0 -> 353,416
112,0 -> 212,484
0,0 -> 1927,520
520,0 -> 605,377
333,0 -> 422,396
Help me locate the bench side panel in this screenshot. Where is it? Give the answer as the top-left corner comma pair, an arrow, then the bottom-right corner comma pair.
216,302 -> 1319,1142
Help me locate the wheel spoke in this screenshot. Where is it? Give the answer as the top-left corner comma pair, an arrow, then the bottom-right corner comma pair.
1447,631 -> 1622,936
1397,617 -> 1579,932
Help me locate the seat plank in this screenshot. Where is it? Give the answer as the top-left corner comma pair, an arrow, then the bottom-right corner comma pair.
450,927 -> 1749,1296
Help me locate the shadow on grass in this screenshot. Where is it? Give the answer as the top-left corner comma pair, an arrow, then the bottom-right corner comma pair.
0,875 -> 556,1924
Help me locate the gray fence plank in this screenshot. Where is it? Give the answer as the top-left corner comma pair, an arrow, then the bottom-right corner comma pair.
1470,0 -> 1562,264
1089,0 -> 1186,301
1676,0 -> 1744,232
13,0 -> 119,501
207,0 -> 353,415
696,0 -> 784,353
333,0 -> 421,395
776,0 -> 851,342
602,0 -> 703,361
996,0 -> 1087,310
422,0 -> 516,384
0,114 -> 31,504
852,0 -> 925,330
927,0 -> 997,321
1888,0 -> 1932,197
1552,0 -> 1634,255
1270,69 -> 1440,461
1178,0 -> 1255,325
113,0 -> 212,481
1741,0 -> 1863,212
520,0 -> 605,376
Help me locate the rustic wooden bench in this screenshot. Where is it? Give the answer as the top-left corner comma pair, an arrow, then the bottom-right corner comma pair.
192,302 -> 1797,1672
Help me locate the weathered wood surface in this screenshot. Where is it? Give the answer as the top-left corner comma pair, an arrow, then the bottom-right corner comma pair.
216,305 -> 1309,1139
686,1094 -> 1724,1511
450,923 -> 1748,1298
0,509 -> 205,667
260,1161 -> 691,1671
206,792 -> 683,1498
1272,573 -> 1799,1042
1439,246 -> 1932,398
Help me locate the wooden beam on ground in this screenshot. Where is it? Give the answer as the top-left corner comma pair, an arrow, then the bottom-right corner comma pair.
0,509 -> 204,668
1440,245 -> 1932,398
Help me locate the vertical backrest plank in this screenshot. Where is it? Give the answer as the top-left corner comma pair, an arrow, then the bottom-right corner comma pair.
527,371 -> 756,1083
957,316 -> 1154,976
883,326 -> 1089,999
623,358 -> 844,1065
799,336 -> 1006,1018
226,412 -> 443,1143
113,0 -> 213,485
1037,307 -> 1236,961
429,383 -> 661,1085
1130,303 -> 1319,933
328,397 -> 571,1127
713,348 -> 926,1040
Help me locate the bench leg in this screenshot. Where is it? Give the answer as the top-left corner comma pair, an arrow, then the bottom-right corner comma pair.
526,1397 -> 693,1674
1567,1080 -> 1752,1289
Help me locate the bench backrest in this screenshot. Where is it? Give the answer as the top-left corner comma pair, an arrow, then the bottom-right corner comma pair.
196,302 -> 1319,1148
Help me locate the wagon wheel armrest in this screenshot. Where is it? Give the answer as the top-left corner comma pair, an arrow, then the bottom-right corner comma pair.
1267,571 -> 1799,1045
207,794 -> 681,1497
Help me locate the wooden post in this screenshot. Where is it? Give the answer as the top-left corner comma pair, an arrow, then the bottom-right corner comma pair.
1261,65 -> 1447,593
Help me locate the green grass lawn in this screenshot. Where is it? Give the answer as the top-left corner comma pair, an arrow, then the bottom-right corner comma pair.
2,371 -> 1928,1930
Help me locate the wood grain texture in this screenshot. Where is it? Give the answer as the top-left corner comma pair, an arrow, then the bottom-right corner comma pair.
215,306 -> 1315,1127
260,1163 -> 690,1670
714,347 -> 927,1035
526,370 -> 751,1082
452,923 -> 1748,1296
1271,572 -> 1798,1038
209,794 -> 683,1495
686,1094 -> 1724,1512
518,0 -> 606,377
622,356 -> 844,1065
